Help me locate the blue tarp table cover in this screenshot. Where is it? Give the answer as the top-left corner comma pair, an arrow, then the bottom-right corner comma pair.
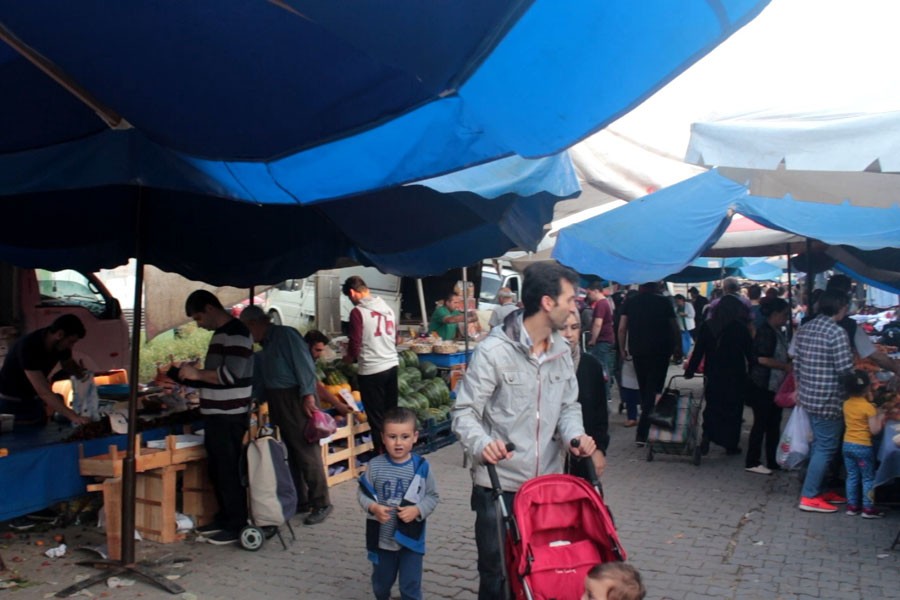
0,426 -> 173,521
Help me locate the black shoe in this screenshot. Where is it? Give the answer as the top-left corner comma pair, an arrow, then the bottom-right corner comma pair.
195,522 -> 224,536
296,503 -> 311,515
635,440 -> 647,448
618,402 -> 625,415
304,505 -> 333,525
767,463 -> 782,471
700,436 -> 710,456
205,529 -> 239,545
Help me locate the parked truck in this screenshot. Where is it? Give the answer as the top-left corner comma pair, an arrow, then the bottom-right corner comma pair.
0,262 -> 130,373
263,266 -> 402,335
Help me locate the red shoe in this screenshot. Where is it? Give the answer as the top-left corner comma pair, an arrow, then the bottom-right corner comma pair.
820,491 -> 847,504
799,496 -> 838,513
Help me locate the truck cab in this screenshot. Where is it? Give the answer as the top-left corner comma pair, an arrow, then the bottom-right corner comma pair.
0,264 -> 130,373
478,265 -> 522,311
263,266 -> 402,335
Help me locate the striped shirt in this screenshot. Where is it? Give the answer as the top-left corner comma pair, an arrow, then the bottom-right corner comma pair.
359,454 -> 439,551
197,318 -> 254,415
793,314 -> 853,419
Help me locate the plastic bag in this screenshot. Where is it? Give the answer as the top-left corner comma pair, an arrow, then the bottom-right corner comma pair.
305,410 -> 337,443
776,405 -> 811,470
71,373 -> 100,421
774,371 -> 796,408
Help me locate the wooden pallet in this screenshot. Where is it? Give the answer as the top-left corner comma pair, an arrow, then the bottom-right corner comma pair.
79,433 -> 172,478
320,413 -> 372,487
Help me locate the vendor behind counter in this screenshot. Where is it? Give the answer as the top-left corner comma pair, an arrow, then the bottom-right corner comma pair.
0,314 -> 89,428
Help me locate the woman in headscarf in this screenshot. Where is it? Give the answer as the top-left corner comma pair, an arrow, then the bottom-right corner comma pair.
561,311 -> 609,479
685,294 -> 754,455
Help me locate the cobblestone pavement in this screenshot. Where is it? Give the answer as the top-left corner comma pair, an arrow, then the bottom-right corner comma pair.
3,370 -> 899,599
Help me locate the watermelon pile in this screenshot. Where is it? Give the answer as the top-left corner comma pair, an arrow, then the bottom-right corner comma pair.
397,353 -> 454,423
317,358 -> 357,388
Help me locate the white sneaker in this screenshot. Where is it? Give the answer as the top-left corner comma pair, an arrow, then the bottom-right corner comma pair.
745,465 -> 772,475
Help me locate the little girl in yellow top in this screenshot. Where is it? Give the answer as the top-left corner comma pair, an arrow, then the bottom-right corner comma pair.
842,370 -> 886,518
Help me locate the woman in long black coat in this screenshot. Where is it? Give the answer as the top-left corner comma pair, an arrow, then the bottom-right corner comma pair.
685,294 -> 754,454
561,311 -> 609,478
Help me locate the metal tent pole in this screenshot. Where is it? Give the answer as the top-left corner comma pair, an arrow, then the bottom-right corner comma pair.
56,191 -> 186,597
786,246 -> 794,337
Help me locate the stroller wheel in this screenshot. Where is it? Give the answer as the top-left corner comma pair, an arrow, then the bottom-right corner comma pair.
240,526 -> 265,551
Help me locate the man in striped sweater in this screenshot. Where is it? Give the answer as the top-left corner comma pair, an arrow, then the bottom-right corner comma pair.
178,290 -> 254,545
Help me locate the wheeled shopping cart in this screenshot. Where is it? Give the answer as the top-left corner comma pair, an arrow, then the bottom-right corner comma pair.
646,376 -> 704,466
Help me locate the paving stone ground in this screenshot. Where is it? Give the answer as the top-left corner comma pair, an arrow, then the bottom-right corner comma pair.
3,368 -> 899,599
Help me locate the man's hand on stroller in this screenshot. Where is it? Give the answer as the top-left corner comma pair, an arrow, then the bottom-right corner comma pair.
368,503 -> 394,524
569,434 -> 596,457
397,505 -> 421,523
482,439 -> 514,464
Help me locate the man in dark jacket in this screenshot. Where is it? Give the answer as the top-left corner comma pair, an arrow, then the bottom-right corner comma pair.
618,282 -> 679,445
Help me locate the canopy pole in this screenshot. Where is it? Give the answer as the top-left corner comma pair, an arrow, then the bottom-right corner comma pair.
0,22 -> 129,129
461,267 -> 470,366
805,238 -> 814,321
55,191 -> 186,598
786,246 -> 794,338
416,279 -> 428,333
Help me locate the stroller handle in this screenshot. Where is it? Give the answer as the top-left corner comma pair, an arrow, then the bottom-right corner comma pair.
571,439 -> 604,496
486,442 -> 516,494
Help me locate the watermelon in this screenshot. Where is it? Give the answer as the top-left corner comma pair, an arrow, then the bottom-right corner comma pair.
401,350 -> 419,368
419,361 -> 438,380
398,378 -> 413,398
403,367 -> 422,384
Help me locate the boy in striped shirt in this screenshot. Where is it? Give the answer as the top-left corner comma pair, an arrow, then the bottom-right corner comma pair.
359,408 -> 439,600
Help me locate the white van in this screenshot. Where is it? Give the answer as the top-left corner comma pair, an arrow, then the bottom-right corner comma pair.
478,265 -> 522,311
263,266 -> 401,334
0,264 -> 130,373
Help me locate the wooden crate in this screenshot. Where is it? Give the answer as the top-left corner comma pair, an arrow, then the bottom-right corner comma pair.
87,463 -> 187,557
134,464 -> 186,543
86,477 -> 123,561
321,413 -> 372,487
79,434 -> 172,478
182,459 -> 218,527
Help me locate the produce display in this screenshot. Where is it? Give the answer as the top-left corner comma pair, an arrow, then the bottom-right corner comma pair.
397,351 -> 454,424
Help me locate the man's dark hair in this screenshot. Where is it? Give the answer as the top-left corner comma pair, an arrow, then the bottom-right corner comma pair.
383,407 -> 418,430
817,289 -> 849,316
304,329 -> 330,347
586,280 -> 604,291
49,314 -> 86,338
674,294 -> 686,301
444,290 -> 462,303
747,284 -> 762,300
521,262 -> 579,317
185,290 -> 223,316
760,297 -> 789,318
688,286 -> 700,296
341,276 -> 368,298
826,274 -> 853,295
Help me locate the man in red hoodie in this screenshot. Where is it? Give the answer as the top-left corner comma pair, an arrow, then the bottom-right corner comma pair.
343,276 -> 400,455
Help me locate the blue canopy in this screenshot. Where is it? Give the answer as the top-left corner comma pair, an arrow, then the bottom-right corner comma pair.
0,1 -> 768,202
553,169 -> 900,283
0,2 -> 768,284
0,153 -> 577,285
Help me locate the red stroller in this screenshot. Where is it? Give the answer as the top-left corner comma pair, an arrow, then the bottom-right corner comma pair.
488,443 -> 626,600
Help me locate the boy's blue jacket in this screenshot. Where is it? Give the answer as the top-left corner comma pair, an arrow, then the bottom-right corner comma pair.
358,453 -> 431,555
